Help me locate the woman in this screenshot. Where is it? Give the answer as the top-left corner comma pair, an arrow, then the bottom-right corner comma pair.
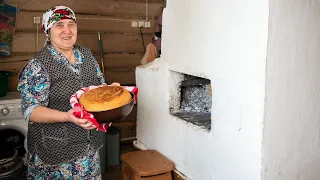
18,5 -> 117,179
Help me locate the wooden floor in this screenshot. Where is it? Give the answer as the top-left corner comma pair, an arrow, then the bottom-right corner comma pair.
102,164 -> 185,180
102,165 -> 122,180
101,142 -> 185,180
102,140 -> 136,180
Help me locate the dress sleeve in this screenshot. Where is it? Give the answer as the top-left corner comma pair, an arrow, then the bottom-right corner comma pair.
17,58 -> 50,122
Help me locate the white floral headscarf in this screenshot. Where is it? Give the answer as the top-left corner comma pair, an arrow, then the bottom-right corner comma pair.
42,5 -> 76,37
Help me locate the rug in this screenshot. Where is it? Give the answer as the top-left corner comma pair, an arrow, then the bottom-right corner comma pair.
0,1 -> 18,56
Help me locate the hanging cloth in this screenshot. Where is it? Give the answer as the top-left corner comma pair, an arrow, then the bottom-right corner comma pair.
0,2 -> 18,56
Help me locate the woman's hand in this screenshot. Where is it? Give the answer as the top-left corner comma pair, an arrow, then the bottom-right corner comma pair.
65,109 -> 97,130
109,82 -> 120,86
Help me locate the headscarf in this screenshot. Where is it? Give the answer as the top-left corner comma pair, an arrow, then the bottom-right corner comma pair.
42,5 -> 77,38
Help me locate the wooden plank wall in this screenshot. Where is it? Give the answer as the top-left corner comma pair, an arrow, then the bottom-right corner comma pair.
0,0 -> 163,140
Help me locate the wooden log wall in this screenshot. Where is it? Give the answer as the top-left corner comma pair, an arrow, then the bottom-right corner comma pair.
0,0 -> 163,140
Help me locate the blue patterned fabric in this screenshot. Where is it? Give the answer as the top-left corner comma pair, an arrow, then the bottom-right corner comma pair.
27,149 -> 101,179
17,43 -> 105,122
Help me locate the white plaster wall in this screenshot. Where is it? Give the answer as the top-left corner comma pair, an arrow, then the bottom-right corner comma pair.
263,1 -> 320,180
136,0 -> 269,179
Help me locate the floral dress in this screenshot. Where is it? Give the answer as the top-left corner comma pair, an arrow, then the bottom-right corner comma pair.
17,43 -> 105,179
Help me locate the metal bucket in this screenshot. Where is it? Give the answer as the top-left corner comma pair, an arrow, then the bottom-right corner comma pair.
0,71 -> 13,97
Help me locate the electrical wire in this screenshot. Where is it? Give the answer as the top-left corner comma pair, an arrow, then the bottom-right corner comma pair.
139,28 -> 146,52
36,21 -> 39,51
146,0 -> 149,21
76,17 -> 141,22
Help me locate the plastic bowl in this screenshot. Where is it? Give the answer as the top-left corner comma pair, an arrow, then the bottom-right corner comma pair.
90,92 -> 135,124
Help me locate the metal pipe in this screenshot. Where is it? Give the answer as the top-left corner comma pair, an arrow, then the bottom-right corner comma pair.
97,32 -> 106,82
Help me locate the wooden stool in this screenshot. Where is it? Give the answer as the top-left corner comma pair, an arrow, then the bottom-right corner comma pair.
120,150 -> 173,180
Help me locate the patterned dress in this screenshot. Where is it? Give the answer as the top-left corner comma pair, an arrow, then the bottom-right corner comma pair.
17,43 -> 105,179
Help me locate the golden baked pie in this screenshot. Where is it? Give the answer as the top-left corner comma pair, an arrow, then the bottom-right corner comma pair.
79,86 -> 132,112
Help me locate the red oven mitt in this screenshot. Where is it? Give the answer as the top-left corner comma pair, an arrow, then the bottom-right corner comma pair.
70,85 -> 138,132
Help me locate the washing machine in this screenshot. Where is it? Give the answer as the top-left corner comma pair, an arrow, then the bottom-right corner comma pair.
0,92 -> 28,165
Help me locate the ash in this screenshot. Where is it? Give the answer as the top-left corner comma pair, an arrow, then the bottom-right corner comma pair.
180,85 -> 211,113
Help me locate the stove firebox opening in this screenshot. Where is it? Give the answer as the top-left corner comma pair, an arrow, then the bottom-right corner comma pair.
169,71 -> 212,131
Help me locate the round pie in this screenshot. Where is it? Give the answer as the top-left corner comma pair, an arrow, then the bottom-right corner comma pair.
79,86 -> 132,112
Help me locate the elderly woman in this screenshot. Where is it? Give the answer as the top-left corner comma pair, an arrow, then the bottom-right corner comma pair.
17,5 -> 116,179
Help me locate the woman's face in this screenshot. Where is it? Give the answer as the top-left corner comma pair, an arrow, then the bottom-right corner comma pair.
49,19 -> 77,50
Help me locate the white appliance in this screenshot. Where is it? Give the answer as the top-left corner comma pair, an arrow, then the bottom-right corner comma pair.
0,92 -> 28,165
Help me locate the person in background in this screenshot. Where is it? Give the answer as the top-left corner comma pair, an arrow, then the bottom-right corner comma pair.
153,11 -> 162,56
17,5 -> 118,179
140,10 -> 162,65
